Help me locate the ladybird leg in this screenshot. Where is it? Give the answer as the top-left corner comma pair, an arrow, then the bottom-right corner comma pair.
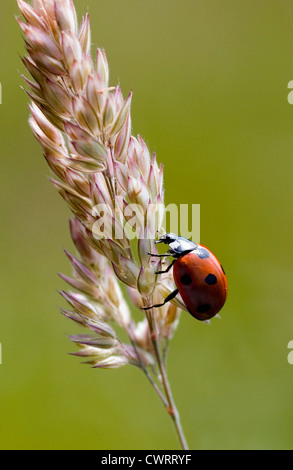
155,259 -> 176,274
147,251 -> 174,257
142,289 -> 179,310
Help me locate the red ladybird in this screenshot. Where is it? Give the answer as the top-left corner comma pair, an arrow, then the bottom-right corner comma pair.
143,233 -> 228,321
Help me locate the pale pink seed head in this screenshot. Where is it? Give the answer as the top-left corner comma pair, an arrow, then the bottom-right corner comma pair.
54,0 -> 78,35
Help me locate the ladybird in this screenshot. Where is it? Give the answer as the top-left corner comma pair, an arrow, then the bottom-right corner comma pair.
143,233 -> 228,321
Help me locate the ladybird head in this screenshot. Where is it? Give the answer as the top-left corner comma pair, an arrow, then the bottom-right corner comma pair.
155,232 -> 179,245
155,232 -> 198,257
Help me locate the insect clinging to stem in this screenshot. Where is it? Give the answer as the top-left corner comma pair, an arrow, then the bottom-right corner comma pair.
143,233 -> 228,321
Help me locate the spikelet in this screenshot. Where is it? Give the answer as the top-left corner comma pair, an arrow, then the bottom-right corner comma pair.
17,0 -> 182,371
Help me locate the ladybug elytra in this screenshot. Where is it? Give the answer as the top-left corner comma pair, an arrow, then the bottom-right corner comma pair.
144,233 -> 228,321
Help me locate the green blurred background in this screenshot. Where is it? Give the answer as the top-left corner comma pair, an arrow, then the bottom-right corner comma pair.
1,0 -> 293,450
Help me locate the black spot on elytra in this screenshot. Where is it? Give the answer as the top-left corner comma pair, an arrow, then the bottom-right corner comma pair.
180,274 -> 192,285
205,273 -> 217,285
195,247 -> 210,259
197,304 -> 212,313
221,264 -> 226,275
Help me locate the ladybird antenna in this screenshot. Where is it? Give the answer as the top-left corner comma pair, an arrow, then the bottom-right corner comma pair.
157,227 -> 165,236
155,229 -> 165,244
